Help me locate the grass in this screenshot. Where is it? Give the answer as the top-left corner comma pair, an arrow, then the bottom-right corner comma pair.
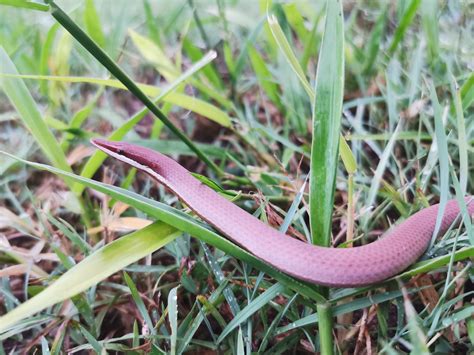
0,0 -> 473,353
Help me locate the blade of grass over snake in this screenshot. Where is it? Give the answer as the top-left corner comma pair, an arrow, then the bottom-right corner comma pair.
46,0 -> 220,174
72,51 -> 219,195
309,0 -> 344,247
0,221 -> 179,333
0,153 -> 325,304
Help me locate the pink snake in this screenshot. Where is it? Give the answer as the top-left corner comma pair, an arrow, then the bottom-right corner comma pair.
92,139 -> 473,287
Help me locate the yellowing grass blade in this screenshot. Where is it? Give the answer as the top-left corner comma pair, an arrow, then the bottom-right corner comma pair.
0,222 -> 179,333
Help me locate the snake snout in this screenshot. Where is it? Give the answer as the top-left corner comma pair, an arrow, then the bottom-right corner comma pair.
91,139 -> 128,155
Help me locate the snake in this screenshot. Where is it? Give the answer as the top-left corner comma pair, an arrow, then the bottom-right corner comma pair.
91,139 -> 473,287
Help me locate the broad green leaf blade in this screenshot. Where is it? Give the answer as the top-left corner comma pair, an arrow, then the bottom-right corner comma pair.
0,222 -> 178,333
309,0 -> 344,246
0,47 -> 71,174
0,153 -> 324,304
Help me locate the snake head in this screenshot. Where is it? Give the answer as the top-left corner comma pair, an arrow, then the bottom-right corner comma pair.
91,138 -> 127,155
90,138 -> 173,174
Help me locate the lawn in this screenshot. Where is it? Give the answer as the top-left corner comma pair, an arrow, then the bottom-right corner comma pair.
0,0 -> 473,353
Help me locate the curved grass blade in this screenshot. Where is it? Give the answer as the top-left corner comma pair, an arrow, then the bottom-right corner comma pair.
0,74 -> 231,128
0,221 -> 179,333
267,14 -> 313,101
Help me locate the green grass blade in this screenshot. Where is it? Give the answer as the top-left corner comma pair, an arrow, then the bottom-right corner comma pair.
0,0 -> 49,11
267,14 -> 314,101
309,0 -> 344,246
0,221 -> 178,333
248,46 -> 280,108
451,77 -> 468,194
421,0 -> 439,61
0,74 -> 231,127
129,29 -> 179,82
47,0 -> 220,175
0,47 -> 72,175
84,0 -> 105,48
428,81 -> 449,244
460,73 -> 474,111
365,120 -> 401,214
123,272 -> 156,335
388,0 -> 421,56
182,37 -> 223,89
216,283 -> 285,343
363,8 -> 387,73
266,10 -> 355,178
39,23 -> 60,96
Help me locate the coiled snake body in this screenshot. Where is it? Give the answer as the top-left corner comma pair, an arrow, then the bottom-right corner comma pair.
92,139 -> 473,287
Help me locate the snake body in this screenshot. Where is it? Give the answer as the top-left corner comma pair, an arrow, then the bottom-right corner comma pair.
92,139 -> 473,287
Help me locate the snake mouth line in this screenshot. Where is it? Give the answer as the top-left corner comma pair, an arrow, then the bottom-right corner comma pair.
91,138 -> 126,156
91,138 -> 156,172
